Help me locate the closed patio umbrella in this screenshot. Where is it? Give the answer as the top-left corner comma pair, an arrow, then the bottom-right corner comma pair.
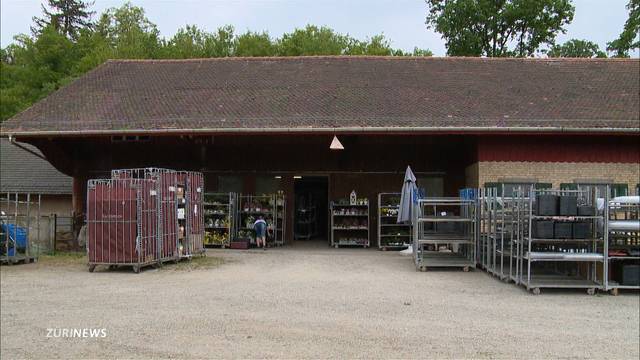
397,166 -> 417,224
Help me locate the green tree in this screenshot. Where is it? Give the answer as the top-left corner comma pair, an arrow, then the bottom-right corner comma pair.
547,39 -> 606,58
32,0 -> 95,40
277,25 -> 350,55
161,25 -> 236,58
163,25 -> 210,58
71,27 -> 114,73
95,2 -> 162,59
204,25 -> 236,58
1,1 -> 433,122
607,0 -> 640,57
425,0 -> 575,57
346,35 -> 394,55
410,47 -> 434,56
236,31 -> 275,57
1,26 -> 77,120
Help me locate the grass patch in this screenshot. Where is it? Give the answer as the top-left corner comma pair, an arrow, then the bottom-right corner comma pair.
32,252 -> 223,271
165,255 -> 225,271
37,252 -> 87,266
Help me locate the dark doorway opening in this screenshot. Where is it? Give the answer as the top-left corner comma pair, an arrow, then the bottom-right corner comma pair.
294,176 -> 329,242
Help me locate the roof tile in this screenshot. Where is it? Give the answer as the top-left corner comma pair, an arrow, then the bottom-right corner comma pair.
2,56 -> 639,134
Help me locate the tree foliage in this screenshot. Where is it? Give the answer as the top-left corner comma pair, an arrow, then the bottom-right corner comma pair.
546,39 -> 606,58
277,25 -> 350,56
161,25 -> 236,58
32,0 -> 94,40
235,31 -> 276,57
95,3 -> 162,59
0,1 -> 444,122
425,0 -> 575,57
607,0 -> 640,57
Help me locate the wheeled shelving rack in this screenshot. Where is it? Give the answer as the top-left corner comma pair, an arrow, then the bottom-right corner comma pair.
478,187 -> 527,282
377,193 -> 411,250
605,196 -> 639,295
413,197 -> 476,271
274,192 -> 286,247
177,171 -> 205,258
203,192 -> 236,248
330,200 -> 370,248
520,187 -> 608,295
111,168 -> 180,265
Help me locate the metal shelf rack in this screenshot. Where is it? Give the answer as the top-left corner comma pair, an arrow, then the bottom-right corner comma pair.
274,192 -> 286,247
177,171 -> 205,258
413,197 -> 476,271
203,192 -> 236,248
605,196 -> 639,295
478,187 -> 528,283
519,187 -> 608,295
111,168 -> 179,265
330,200 -> 370,248
237,194 -> 276,247
377,193 -> 411,250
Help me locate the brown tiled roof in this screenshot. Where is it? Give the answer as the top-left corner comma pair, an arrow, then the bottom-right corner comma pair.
2,56 -> 639,135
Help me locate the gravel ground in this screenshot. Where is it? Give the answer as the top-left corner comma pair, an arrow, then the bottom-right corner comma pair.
1,245 -> 639,359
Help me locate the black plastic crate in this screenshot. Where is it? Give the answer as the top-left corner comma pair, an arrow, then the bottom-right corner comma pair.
536,194 -> 558,216
533,220 -> 554,239
572,222 -> 592,239
622,265 -> 640,286
559,196 -> 578,216
554,222 -> 573,239
577,205 -> 596,216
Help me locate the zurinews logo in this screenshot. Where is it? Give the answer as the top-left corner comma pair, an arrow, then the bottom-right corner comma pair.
46,328 -> 107,338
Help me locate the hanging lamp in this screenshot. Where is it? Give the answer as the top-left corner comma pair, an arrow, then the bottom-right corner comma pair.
330,135 -> 344,150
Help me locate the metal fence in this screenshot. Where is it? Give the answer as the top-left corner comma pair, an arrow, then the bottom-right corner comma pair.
1,193 -> 44,262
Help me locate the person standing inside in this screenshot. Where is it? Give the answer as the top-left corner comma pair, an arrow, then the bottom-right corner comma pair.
254,215 -> 268,250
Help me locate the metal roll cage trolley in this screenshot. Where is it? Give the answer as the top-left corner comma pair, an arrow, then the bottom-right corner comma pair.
412,197 -> 477,272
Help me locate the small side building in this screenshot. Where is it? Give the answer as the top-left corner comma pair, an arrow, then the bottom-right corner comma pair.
0,138 -> 73,252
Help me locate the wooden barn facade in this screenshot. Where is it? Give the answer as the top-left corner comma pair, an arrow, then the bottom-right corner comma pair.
2,57 -> 638,244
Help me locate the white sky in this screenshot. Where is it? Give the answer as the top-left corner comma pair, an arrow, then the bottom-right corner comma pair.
1,0 -> 636,56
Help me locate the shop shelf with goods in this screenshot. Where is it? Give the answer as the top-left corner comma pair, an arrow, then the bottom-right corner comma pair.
175,171 -> 205,258
330,198 -> 370,248
605,195 -> 640,295
274,192 -> 286,247
204,192 -> 237,248
0,192 -> 40,265
236,194 -> 277,248
377,193 -> 411,250
477,186 -> 528,283
413,197 -> 477,271
86,178 -> 159,273
518,186 -> 609,295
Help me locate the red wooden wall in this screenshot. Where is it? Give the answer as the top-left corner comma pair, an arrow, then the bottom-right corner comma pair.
478,135 -> 639,163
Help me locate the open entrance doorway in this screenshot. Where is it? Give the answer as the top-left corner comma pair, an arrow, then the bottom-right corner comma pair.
293,176 -> 329,243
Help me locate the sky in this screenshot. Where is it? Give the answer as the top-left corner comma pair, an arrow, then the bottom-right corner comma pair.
0,0 -> 636,56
